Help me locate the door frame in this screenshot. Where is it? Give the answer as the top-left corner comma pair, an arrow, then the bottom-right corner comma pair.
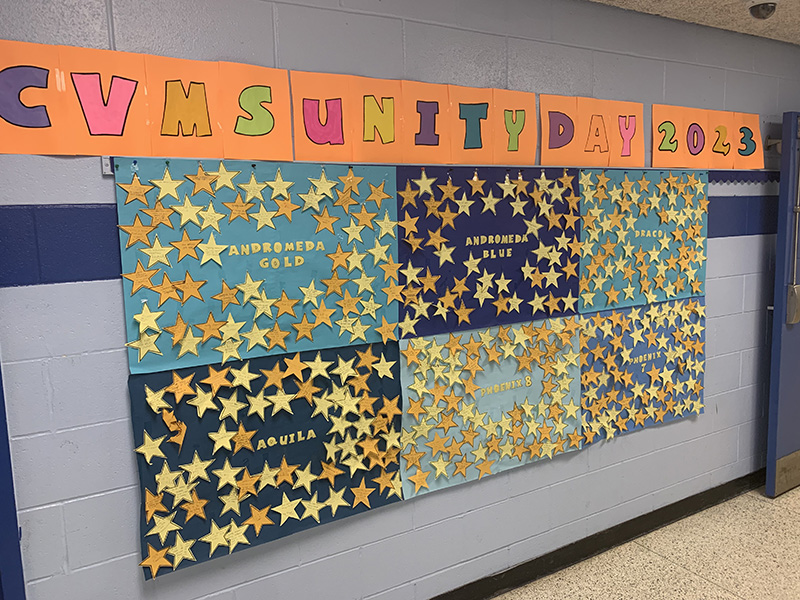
767,112 -> 800,497
0,360 -> 26,599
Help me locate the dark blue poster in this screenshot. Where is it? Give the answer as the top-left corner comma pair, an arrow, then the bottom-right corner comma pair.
396,167 -> 581,338
580,298 -> 706,443
130,342 -> 402,578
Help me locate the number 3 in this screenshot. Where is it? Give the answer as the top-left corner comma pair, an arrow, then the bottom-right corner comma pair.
738,126 -> 756,156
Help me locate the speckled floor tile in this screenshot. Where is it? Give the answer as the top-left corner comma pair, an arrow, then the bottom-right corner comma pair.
493,541 -> 740,600
748,484 -> 800,516
637,492 -> 800,599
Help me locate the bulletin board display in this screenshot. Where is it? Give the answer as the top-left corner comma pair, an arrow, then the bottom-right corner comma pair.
116,161 -> 706,578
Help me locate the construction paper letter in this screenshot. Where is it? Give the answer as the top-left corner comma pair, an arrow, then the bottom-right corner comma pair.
415,100 -> 439,146
458,102 -> 488,149
584,114 -> 609,153
234,85 -> 274,136
302,98 -> 344,145
161,80 -> 212,136
548,111 -> 573,149
363,95 -> 395,143
504,109 -> 525,151
618,114 -> 636,157
71,73 -> 137,135
0,65 -> 50,127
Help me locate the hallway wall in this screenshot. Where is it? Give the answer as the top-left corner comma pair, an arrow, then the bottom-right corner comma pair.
0,1 -> 793,598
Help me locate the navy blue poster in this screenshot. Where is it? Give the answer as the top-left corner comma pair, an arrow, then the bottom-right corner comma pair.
396,167 -> 581,338
579,298 -> 705,443
130,342 -> 402,578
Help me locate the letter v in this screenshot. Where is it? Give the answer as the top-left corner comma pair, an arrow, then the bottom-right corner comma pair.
71,73 -> 137,135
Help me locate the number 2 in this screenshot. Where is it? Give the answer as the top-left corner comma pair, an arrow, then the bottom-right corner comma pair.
713,126 -> 731,155
658,121 -> 678,153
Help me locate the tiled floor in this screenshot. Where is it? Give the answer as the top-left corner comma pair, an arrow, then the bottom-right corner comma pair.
495,486 -> 800,600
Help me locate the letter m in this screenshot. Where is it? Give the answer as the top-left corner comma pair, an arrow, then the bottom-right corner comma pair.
161,80 -> 212,137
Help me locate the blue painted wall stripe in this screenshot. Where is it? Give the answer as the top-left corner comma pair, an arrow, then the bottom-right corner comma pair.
0,192 -> 779,288
0,204 -> 120,288
709,170 -> 779,184
707,195 -> 779,238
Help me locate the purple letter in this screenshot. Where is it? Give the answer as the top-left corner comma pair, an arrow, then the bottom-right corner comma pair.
548,111 -> 574,149
0,65 -> 51,128
415,100 -> 439,146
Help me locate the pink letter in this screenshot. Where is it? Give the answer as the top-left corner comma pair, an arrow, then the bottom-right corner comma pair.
618,114 -> 636,157
71,73 -> 137,136
302,98 -> 344,145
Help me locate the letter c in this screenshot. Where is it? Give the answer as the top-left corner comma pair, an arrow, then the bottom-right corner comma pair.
0,65 -> 51,128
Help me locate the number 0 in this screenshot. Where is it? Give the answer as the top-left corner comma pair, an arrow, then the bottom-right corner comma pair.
687,123 -> 705,156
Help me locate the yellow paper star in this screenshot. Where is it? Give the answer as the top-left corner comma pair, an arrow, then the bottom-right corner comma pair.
266,167 -> 294,200
150,166 -> 183,201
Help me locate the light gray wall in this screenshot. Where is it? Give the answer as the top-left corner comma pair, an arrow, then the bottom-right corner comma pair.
0,1 -> 794,599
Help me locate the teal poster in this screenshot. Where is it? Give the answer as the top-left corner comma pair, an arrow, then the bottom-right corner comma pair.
115,159 -> 398,373
578,170 -> 707,312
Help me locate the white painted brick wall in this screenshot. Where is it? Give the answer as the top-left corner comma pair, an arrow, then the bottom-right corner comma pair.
0,0 -> 792,598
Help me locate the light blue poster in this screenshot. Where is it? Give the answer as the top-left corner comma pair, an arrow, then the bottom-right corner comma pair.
398,318 -> 582,498
115,158 -> 398,373
578,170 -> 707,313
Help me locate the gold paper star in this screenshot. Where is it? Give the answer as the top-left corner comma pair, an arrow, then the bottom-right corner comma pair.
140,544 -> 172,577
118,173 -> 154,206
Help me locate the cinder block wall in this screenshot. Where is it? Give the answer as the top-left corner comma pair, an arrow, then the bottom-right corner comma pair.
0,1 -> 794,598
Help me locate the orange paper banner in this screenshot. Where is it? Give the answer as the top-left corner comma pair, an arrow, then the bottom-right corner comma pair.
448,84 -> 494,165
0,40 -> 71,155
539,95 -> 645,168
652,104 -> 763,169
0,39 -> 767,169
218,62 -> 292,162
58,45 -> 151,157
145,55 -> 224,159
490,88 -> 538,165
398,80 -> 452,164
351,76 -> 403,164
290,71 -> 355,164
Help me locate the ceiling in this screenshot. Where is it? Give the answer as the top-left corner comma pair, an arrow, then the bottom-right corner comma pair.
585,0 -> 800,44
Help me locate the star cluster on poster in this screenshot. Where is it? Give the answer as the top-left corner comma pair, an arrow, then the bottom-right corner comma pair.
115,159 -> 399,373
130,342 -> 402,578
396,167 -> 581,338
579,298 -> 706,443
398,318 -> 582,497
116,162 -> 709,580
578,170 -> 707,313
